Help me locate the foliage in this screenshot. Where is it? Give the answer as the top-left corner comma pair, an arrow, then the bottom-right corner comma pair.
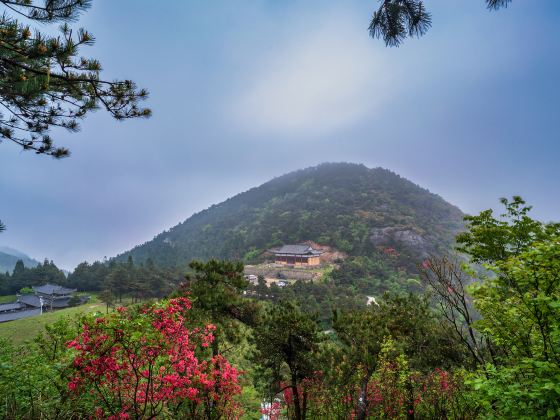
185,259 -> 259,357
456,196 -> 560,265
369,0 -> 512,47
249,278 -> 365,329
421,255 -> 491,368
0,258 -> 66,294
318,293 -> 467,419
64,256 -> 177,300
19,286 -> 33,294
66,297 -> 242,418
0,0 -> 150,157
0,318 -> 81,418
252,300 -> 323,420
424,197 -> 560,418
301,338 -> 478,419
468,237 -> 560,418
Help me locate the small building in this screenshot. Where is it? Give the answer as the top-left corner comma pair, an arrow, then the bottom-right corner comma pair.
0,283 -> 86,323
31,284 -> 78,310
245,274 -> 259,286
271,244 -> 322,266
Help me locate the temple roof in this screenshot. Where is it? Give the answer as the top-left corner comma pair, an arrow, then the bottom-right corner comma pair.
0,308 -> 41,323
272,245 -> 323,256
18,294 -> 42,307
0,302 -> 25,312
32,284 -> 77,295
18,293 -> 74,308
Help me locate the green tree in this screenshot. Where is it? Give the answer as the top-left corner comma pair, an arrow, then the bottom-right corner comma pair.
369,0 -> 512,47
253,300 -> 323,420
98,288 -> 114,313
432,197 -> 560,417
456,196 -> 560,264
0,0 -> 150,157
469,236 -> 560,417
185,259 -> 257,357
329,293 -> 466,419
0,220 -> 5,232
103,264 -> 130,302
331,307 -> 385,420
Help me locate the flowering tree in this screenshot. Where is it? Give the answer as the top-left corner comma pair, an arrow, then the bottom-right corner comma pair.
66,297 -> 242,419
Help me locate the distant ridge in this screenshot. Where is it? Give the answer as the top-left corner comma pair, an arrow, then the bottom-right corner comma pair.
115,163 -> 464,278
0,246 -> 40,274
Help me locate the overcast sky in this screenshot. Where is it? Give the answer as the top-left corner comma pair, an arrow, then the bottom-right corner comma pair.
1,1 -> 559,270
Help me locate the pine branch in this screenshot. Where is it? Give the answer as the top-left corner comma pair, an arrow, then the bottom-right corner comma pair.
370,0 -> 513,47
0,9 -> 150,157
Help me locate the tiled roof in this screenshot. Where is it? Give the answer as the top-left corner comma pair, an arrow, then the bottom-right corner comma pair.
18,294 -> 42,307
50,297 -> 72,308
273,245 -> 323,255
32,284 -> 77,295
0,302 -> 25,312
18,293 -> 73,309
0,308 -> 41,323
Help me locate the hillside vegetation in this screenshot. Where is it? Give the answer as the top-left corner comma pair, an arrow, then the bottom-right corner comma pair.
117,163 -> 464,292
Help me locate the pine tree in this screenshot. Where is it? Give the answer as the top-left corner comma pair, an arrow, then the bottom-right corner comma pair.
253,300 -> 323,420
369,0 -> 512,47
0,0 -> 150,157
185,259 -> 257,357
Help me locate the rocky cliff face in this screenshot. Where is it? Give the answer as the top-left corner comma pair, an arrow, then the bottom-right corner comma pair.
370,226 -> 430,257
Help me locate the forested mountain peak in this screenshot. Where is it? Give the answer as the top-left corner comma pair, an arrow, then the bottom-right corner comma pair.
116,163 -> 464,274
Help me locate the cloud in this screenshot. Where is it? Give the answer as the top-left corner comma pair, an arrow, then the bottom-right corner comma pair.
229,12 -> 392,138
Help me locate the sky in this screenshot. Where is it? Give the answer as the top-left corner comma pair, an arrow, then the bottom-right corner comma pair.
1,0 -> 559,270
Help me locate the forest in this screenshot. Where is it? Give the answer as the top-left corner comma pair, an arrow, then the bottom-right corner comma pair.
1,197 -> 559,419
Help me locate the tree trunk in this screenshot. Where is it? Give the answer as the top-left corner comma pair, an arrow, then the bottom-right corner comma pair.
212,336 -> 219,358
356,378 -> 368,420
406,379 -> 414,420
291,383 -> 301,420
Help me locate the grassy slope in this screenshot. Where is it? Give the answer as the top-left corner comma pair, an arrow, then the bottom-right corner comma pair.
0,295 -> 16,304
0,295 -> 106,345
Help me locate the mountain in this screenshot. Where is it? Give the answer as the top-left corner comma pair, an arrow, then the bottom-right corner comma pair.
116,163 -> 464,283
0,246 -> 40,274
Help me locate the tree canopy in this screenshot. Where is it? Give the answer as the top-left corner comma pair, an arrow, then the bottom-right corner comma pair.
0,0 -> 150,157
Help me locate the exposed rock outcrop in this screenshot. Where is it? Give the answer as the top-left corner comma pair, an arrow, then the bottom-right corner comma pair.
370,226 -> 429,256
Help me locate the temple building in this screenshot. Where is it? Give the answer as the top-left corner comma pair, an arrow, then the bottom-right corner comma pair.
0,283 -> 85,323
271,244 -> 322,266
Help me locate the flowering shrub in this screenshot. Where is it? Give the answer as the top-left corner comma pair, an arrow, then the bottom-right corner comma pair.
279,341 -> 476,419
261,401 -> 282,420
66,297 -> 242,419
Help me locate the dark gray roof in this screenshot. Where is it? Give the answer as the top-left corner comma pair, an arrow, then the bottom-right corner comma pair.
0,302 -> 25,312
0,308 -> 41,323
50,296 -> 72,308
32,284 -> 76,295
18,294 -> 42,307
273,244 -> 323,256
18,293 -> 73,309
